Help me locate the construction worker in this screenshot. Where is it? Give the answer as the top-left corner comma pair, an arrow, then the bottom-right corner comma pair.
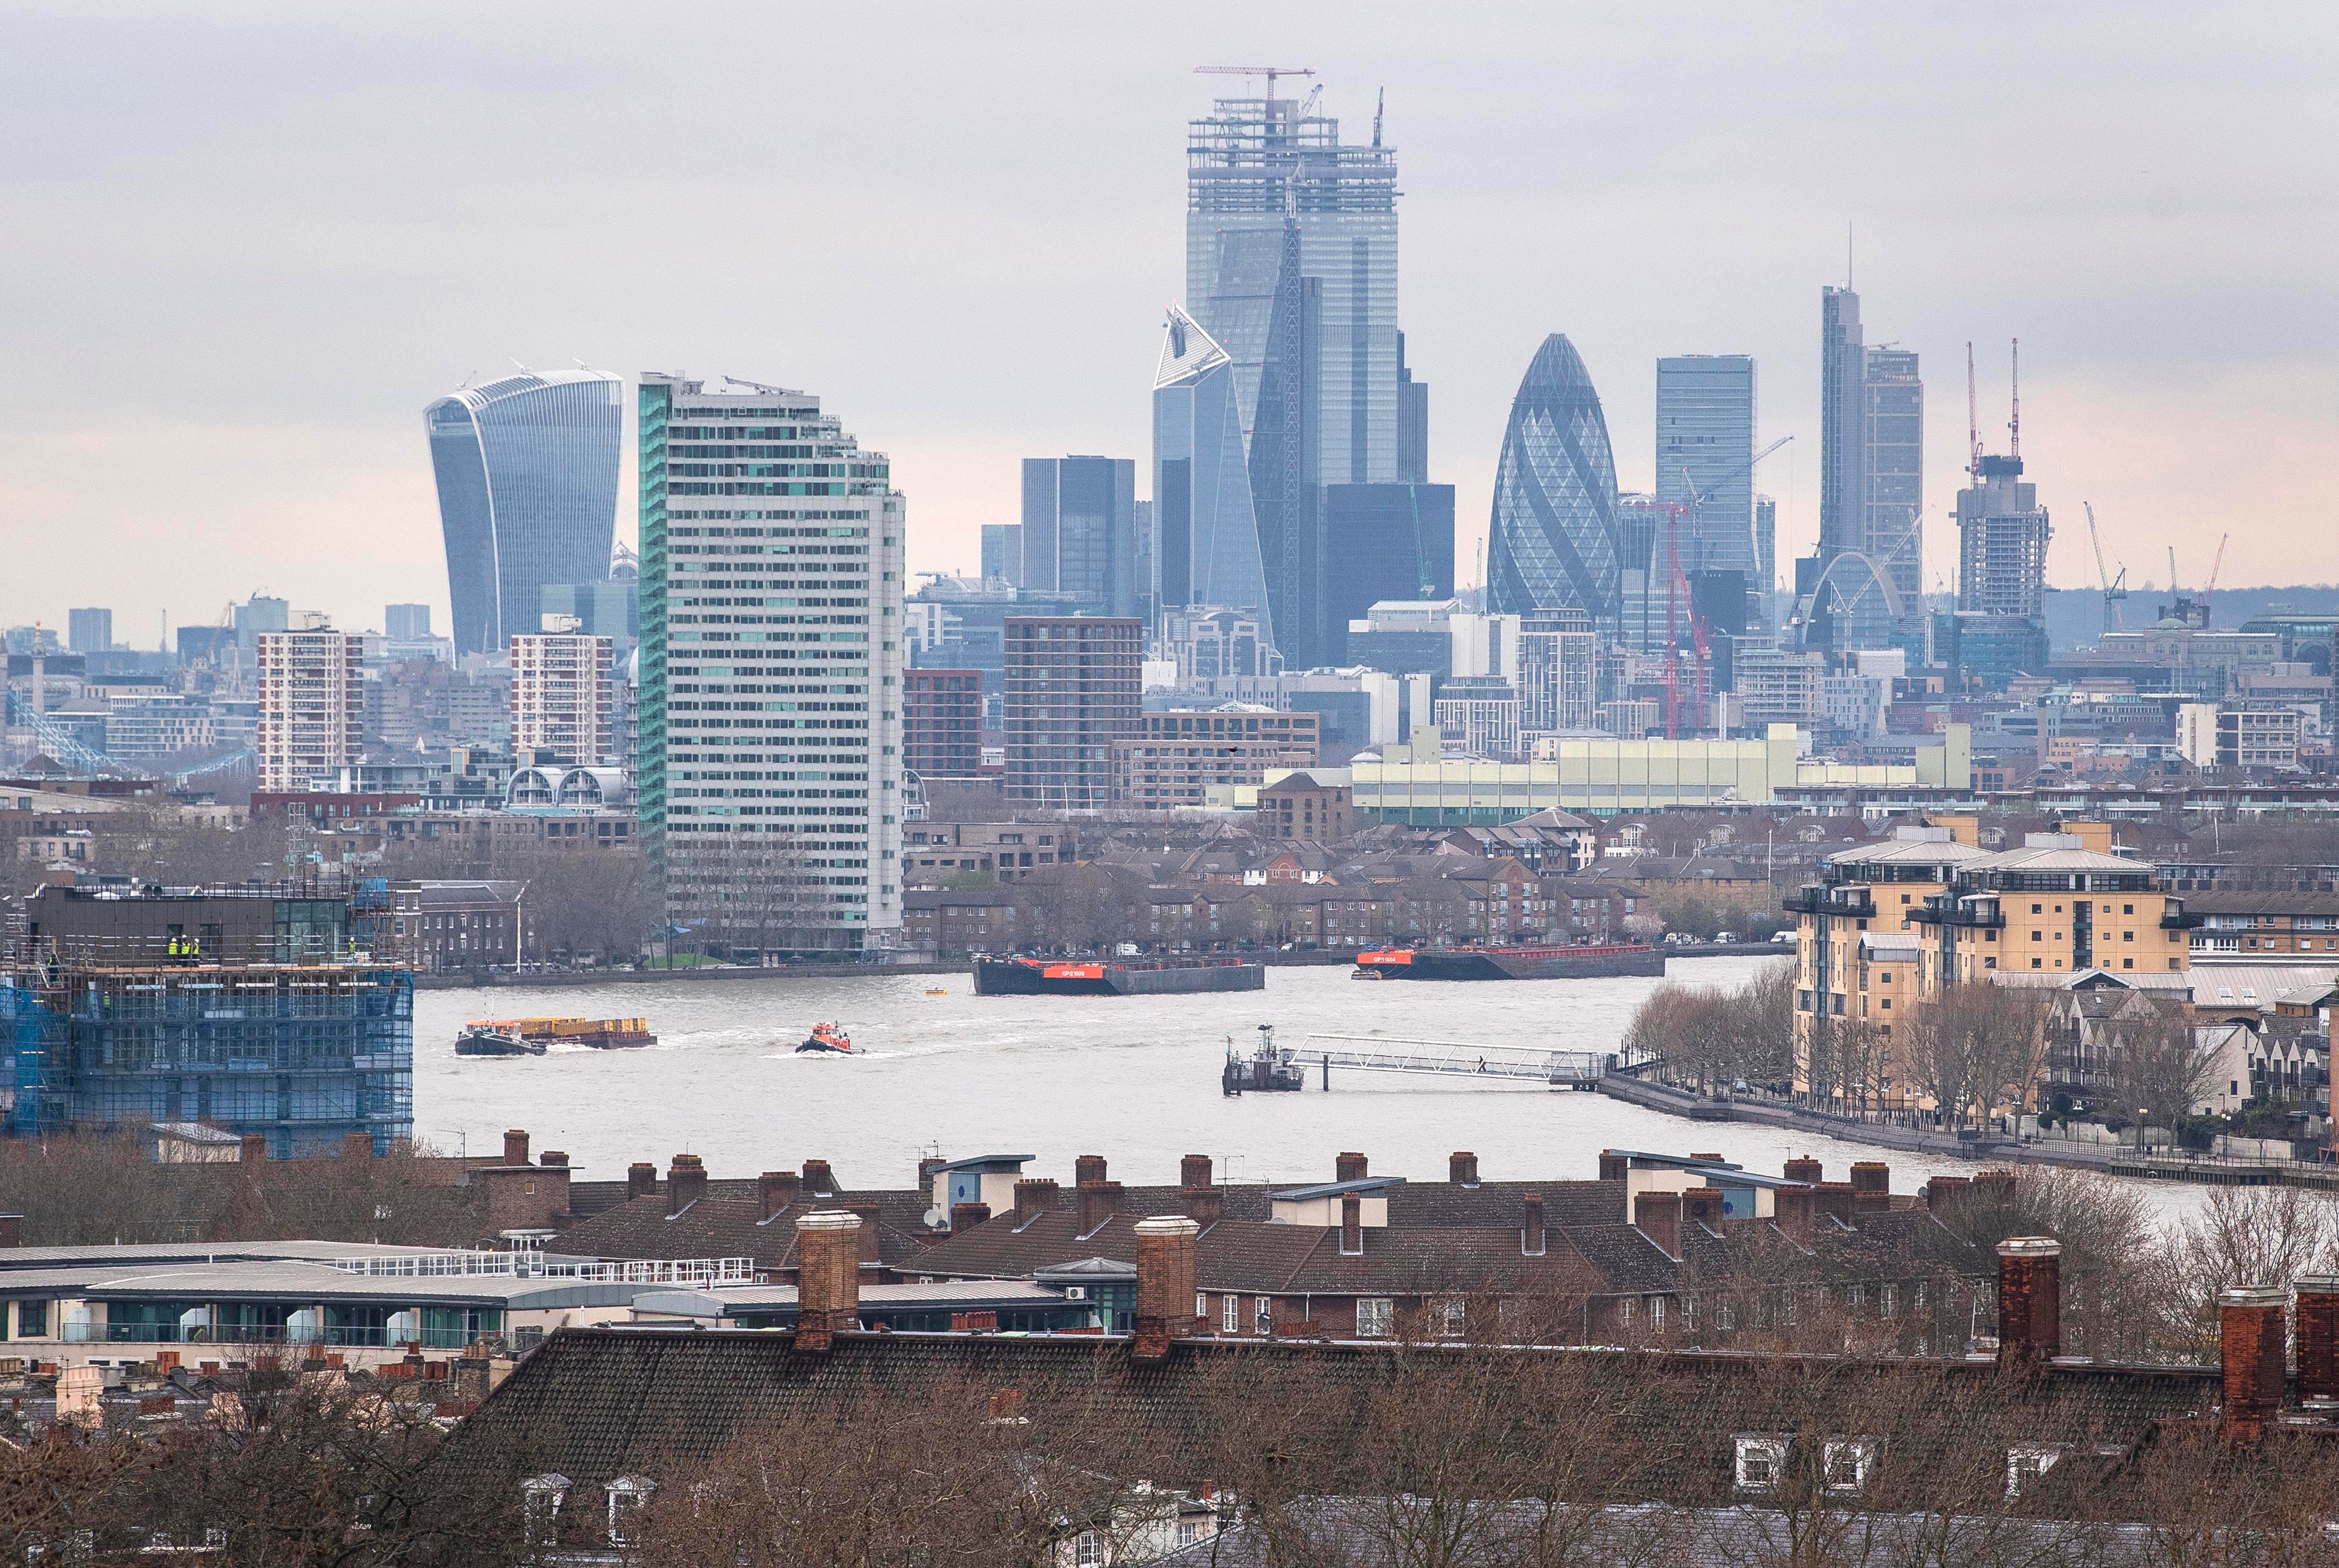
166,936 -> 182,961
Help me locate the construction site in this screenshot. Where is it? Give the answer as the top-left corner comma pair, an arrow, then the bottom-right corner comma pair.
1,884 -> 413,1153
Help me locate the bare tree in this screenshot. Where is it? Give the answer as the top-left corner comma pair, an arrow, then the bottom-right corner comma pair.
2113,1004 -> 2221,1141
1904,982 -> 2051,1130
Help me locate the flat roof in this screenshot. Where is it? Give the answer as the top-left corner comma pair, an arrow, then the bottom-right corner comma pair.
930,1154 -> 1037,1173
631,1280 -> 1071,1318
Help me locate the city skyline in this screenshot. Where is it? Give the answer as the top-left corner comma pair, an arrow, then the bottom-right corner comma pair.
1,7 -> 2328,638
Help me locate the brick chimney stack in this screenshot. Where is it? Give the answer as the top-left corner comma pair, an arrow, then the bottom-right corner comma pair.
540,1150 -> 568,1170
1923,1175 -> 1971,1214
1683,1187 -> 1723,1227
759,1170 -> 801,1220
1784,1155 -> 1823,1186
1335,1152 -> 1368,1183
800,1159 -> 838,1196
1185,1188 -> 1223,1226
1598,1150 -> 1629,1182
1340,1194 -> 1363,1256
793,1211 -> 862,1351
917,1156 -> 948,1190
1075,1153 -> 1108,1187
2220,1287 -> 2288,1439
2297,1276 -> 2339,1401
503,1129 -> 530,1167
1012,1178 -> 1059,1224
627,1161 -> 657,1199
1522,1192 -> 1545,1256
1774,1183 -> 1816,1247
1133,1215 -> 1200,1361
1078,1181 -> 1122,1235
1812,1182 -> 1855,1226
1450,1152 -> 1480,1188
950,1201 -> 991,1231
1180,1154 -> 1212,1190
1849,1162 -> 1890,1212
1996,1238 -> 2063,1368
847,1202 -> 882,1264
1635,1190 -> 1683,1260
666,1154 -> 708,1216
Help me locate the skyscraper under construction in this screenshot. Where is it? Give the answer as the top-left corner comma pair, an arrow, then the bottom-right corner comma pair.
1806,288 -> 1923,654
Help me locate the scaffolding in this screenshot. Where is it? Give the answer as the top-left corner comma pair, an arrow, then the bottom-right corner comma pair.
0,961 -> 412,1154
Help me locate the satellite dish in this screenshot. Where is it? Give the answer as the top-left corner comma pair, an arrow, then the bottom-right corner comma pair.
924,1207 -> 947,1230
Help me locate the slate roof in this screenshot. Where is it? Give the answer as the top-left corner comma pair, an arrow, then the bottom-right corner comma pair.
548,1188 -> 936,1276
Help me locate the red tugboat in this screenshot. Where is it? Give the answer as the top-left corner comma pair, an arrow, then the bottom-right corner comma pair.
796,1021 -> 859,1055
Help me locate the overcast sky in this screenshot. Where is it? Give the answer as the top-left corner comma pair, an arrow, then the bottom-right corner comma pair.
3,2 -> 2333,643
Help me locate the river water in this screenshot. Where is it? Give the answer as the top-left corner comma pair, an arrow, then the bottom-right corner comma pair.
412,956 -> 2060,1204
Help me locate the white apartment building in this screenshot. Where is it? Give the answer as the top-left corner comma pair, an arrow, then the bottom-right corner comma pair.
255,625 -> 362,792
510,623 -> 616,766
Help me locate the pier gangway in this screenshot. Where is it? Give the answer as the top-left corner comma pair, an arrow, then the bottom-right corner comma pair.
1296,1033 -> 1610,1089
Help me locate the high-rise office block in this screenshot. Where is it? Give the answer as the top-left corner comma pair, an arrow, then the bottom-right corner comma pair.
510,627 -> 616,767
1249,216 -> 1327,667
540,580 -> 640,656
1808,290 -> 1923,651
66,609 -> 111,654
384,604 -> 432,642
426,369 -> 622,657
1322,484 -> 1455,661
1152,308 -> 1275,648
1021,457 -> 1137,616
1003,617 -> 1141,809
1487,335 -> 1622,626
1655,355 -> 1758,629
636,373 -> 904,956
904,667 -> 983,780
1754,497 -> 1777,627
1519,607 -> 1598,735
1186,85 -> 1398,484
235,595 -> 289,652
255,625 -> 362,792
1397,331 -> 1429,484
981,524 -> 1024,586
1957,458 -> 2050,618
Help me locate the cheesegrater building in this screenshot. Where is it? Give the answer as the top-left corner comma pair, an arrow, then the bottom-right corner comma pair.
637,374 -> 905,958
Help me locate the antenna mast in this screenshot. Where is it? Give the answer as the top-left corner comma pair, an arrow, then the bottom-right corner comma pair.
1373,86 -> 1384,148
1966,342 -> 1980,481
2008,337 -> 2021,460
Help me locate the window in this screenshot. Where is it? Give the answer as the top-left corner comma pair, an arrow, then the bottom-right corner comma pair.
1647,1295 -> 1666,1331
1356,1298 -> 1393,1338
606,1477 -> 655,1545
1178,1520 -> 1202,1547
1824,1438 -> 1878,1494
1075,1529 -> 1103,1567
1443,1298 -> 1466,1338
522,1476 -> 570,1545
1255,1296 -> 1273,1334
2005,1446 -> 2061,1499
1196,1291 -> 1209,1321
1222,1294 -> 1240,1333
1735,1436 -> 1788,1492
15,1299 -> 47,1337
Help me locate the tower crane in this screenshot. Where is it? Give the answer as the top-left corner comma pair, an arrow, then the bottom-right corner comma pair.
2081,503 -> 2128,631
1193,64 -> 1316,104
2205,531 -> 2230,621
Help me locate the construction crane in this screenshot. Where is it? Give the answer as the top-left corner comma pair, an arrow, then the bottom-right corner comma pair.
1966,343 -> 1981,480
2082,502 -> 2128,631
2205,531 -> 2230,621
1193,65 -> 1316,105
2008,337 -> 2021,460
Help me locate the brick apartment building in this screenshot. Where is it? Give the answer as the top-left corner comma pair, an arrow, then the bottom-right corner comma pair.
1110,707 -> 1318,809
904,667 -> 984,779
1004,617 -> 1141,810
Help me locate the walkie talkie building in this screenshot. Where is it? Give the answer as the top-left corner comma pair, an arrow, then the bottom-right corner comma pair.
426,369 -> 623,656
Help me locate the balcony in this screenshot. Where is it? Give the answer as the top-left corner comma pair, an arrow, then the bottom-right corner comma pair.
1783,885 -> 1875,921
1908,894 -> 2003,930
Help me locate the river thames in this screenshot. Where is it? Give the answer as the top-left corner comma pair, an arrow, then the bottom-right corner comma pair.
410,956 -> 2088,1204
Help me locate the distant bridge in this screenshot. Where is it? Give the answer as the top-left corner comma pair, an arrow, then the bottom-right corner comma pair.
1296,1033 -> 1609,1089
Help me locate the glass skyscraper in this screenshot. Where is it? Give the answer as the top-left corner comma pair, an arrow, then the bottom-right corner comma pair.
1152,306 -> 1275,651
636,373 -> 904,956
1020,456 -> 1137,616
1808,290 -> 1923,652
1655,354 -> 1758,628
1186,88 -> 1398,485
425,369 -> 622,657
1487,335 -> 1623,628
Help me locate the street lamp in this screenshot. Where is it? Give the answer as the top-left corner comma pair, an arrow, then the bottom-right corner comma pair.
2137,1106 -> 2150,1155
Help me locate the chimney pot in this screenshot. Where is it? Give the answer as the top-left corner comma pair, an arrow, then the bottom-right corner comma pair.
950,1201 -> 992,1231
1634,1190 -> 1683,1260
1335,1151 -> 1368,1183
1450,1151 -> 1480,1187
759,1170 -> 801,1220
627,1161 -> 657,1199
1078,1180 -> 1123,1235
503,1128 -> 530,1167
1074,1153 -> 1108,1187
1783,1155 -> 1823,1186
2219,1285 -> 2288,1439
793,1211 -> 862,1351
800,1158 -> 838,1196
2298,1276 -> 2339,1401
1522,1191 -> 1545,1256
1012,1177 -> 1059,1224
1180,1153 -> 1212,1191
1133,1215 -> 1200,1360
1340,1194 -> 1364,1256
1996,1237 -> 2063,1368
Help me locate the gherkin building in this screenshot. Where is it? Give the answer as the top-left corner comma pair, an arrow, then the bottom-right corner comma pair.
1487,335 -> 1623,625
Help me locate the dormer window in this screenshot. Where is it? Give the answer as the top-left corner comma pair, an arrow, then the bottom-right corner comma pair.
606,1476 -> 656,1544
2005,1446 -> 2062,1499
1734,1435 -> 1788,1492
522,1474 -> 571,1544
1824,1439 -> 1877,1494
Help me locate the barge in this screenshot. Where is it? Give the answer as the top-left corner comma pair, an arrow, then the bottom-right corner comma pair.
1352,943 -> 1665,982
973,955 -> 1266,997
456,1016 -> 657,1053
